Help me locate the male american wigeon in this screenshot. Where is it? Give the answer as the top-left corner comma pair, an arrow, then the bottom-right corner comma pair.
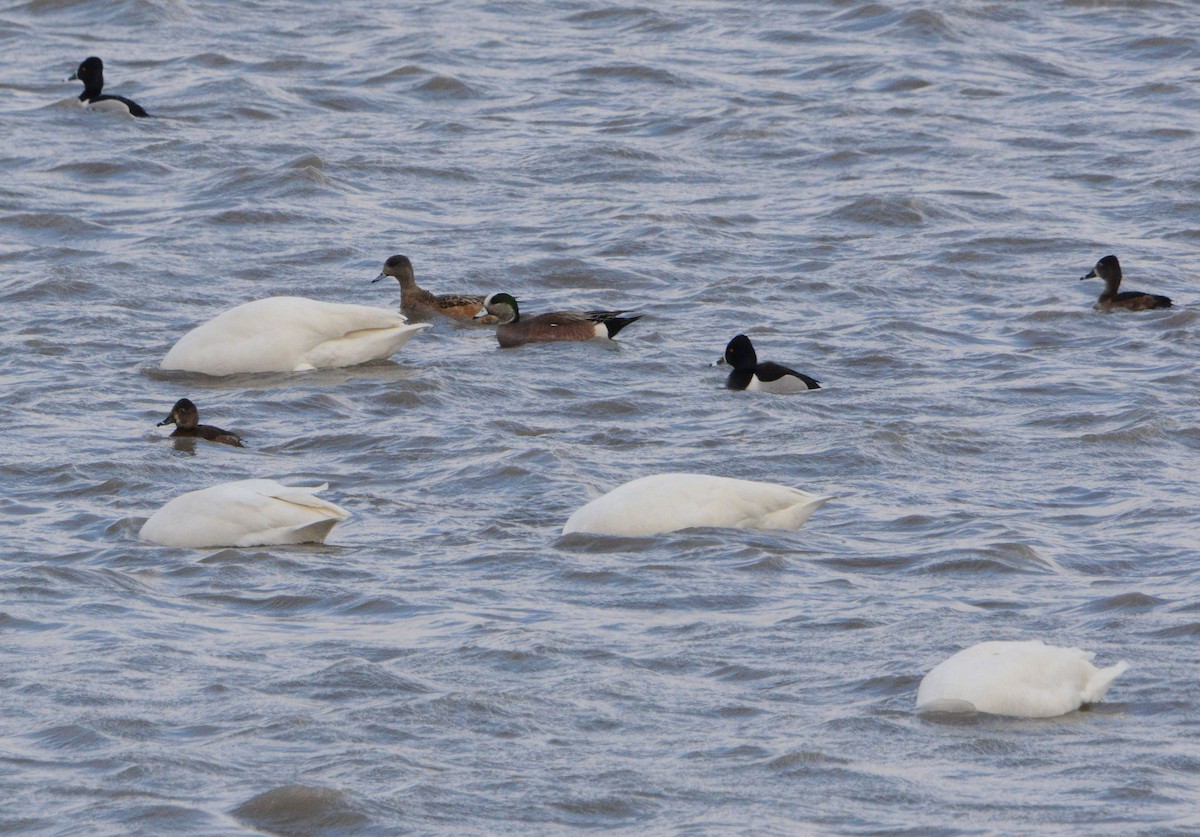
1080,255 -> 1172,311
476,292 -> 642,348
157,398 -> 244,447
372,254 -> 496,323
720,334 -> 820,393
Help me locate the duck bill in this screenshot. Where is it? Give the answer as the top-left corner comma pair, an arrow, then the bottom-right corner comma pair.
471,308 -> 489,321
371,271 -> 385,284
156,415 -> 176,427
66,71 -> 79,82
1079,269 -> 1097,281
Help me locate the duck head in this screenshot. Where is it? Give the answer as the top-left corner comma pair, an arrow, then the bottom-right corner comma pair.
477,292 -> 519,324
372,254 -> 415,287
158,397 -> 199,430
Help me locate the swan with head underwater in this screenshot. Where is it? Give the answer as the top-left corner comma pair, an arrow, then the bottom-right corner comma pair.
161,296 -> 431,375
475,292 -> 642,348
139,479 -> 350,548
720,334 -> 820,393
562,473 -> 833,537
67,57 -> 149,118
916,640 -> 1129,718
156,398 -> 244,447
1079,255 -> 1172,312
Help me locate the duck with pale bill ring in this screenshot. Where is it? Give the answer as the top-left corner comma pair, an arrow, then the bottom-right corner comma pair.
1080,255 -> 1171,311
720,334 -> 819,392
156,398 -> 244,447
67,57 -> 149,117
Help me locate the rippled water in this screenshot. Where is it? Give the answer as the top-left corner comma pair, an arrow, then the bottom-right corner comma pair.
3,0 -> 1199,833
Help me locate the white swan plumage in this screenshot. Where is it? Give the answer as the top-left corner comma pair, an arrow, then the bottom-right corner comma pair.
139,479 -> 351,548
561,473 -> 833,536
161,296 -> 431,375
916,640 -> 1129,718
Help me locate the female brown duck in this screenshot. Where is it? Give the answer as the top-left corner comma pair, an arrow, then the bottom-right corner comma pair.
157,398 -> 244,447
1080,255 -> 1172,311
372,254 -> 495,323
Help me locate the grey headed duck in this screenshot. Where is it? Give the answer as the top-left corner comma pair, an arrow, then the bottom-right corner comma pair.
372,254 -> 496,323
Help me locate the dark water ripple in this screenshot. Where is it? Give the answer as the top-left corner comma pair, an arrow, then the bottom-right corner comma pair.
2,0 -> 1199,833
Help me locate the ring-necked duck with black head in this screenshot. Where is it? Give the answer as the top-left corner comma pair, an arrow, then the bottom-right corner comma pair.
475,292 -> 642,348
1080,255 -> 1171,311
720,334 -> 820,393
67,57 -> 149,118
157,398 -> 244,447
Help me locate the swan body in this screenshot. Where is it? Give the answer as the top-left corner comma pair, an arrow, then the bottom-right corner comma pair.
139,479 -> 350,548
561,473 -> 832,536
916,640 -> 1129,718
161,296 -> 430,375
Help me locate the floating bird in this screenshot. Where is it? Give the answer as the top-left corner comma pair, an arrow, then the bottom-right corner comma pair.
561,473 -> 832,536
720,334 -> 820,392
67,56 -> 149,118
1080,255 -> 1171,311
161,297 -> 430,375
156,398 -> 244,447
139,480 -> 350,548
372,254 -> 495,323
916,639 -> 1129,718
477,292 -> 641,348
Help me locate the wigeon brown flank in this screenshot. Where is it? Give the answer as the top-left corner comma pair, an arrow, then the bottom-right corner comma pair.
1080,255 -> 1172,312
476,292 -> 643,349
372,254 -> 497,323
157,398 -> 245,447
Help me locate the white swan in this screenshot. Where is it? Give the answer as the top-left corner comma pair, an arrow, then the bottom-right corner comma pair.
139,479 -> 350,548
561,473 -> 833,536
916,640 -> 1129,718
161,296 -> 431,375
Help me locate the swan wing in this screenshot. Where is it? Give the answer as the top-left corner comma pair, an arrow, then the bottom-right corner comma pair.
162,297 -> 427,374
562,473 -> 831,536
140,479 -> 349,548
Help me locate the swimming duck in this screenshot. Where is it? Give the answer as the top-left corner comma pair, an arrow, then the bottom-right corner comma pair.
67,57 -> 149,118
476,292 -> 642,348
916,640 -> 1129,718
561,473 -> 833,536
1080,255 -> 1171,311
371,254 -> 495,323
156,398 -> 244,447
139,479 -> 350,548
721,334 -> 819,392
160,296 -> 431,375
